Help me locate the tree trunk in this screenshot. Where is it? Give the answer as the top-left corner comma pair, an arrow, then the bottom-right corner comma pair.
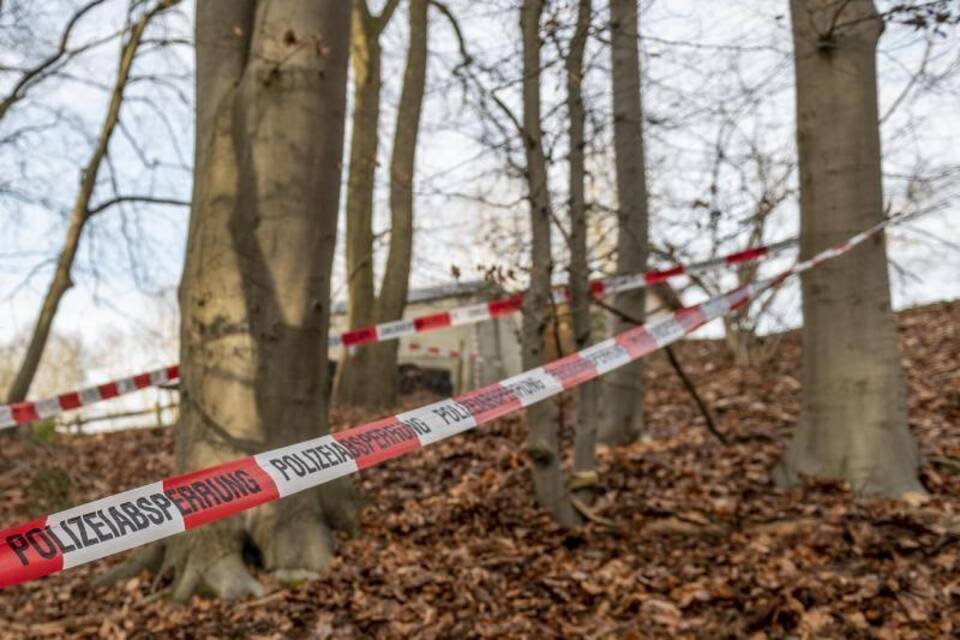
166,0 -> 355,600
773,0 -> 922,497
4,0 -> 178,404
520,0 -> 578,528
334,1 -> 384,408
566,0 -> 597,505
599,0 -> 650,446
723,318 -> 754,367
365,0 -> 429,409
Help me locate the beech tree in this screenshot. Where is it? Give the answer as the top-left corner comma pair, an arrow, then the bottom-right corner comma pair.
773,0 -> 922,496
372,0 -> 429,408
333,0 -> 418,410
520,0 -> 579,528
566,0 -> 597,505
599,0 -> 650,446
102,0 -> 356,599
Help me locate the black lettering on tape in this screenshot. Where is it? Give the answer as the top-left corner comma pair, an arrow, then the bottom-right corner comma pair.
150,493 -> 177,521
25,528 -> 58,560
67,515 -> 96,547
461,387 -> 511,415
120,502 -> 148,531
84,512 -> 112,542
58,519 -> 82,550
379,321 -> 413,337
330,440 -> 354,463
6,534 -> 30,566
360,431 -> 384,451
192,481 -> 218,507
45,525 -> 76,553
292,451 -> 319,475
270,458 -> 292,482
378,429 -> 391,449
355,436 -> 373,457
310,445 -> 335,469
209,477 -> 236,503
337,439 -> 358,459
507,378 -> 545,400
300,449 -> 322,472
137,496 -> 166,525
361,431 -> 382,451
619,333 -> 646,351
221,472 -> 248,498
357,423 -> 417,455
338,437 -> 371,459
432,406 -> 451,425
283,454 -> 307,478
97,509 -> 120,539
166,489 -> 191,516
107,506 -> 137,536
234,470 -> 261,494
357,435 -> 373,456
9,497 -> 182,568
177,486 -> 204,513
432,403 -> 470,425
651,322 -> 678,343
550,358 -> 593,382
404,417 -> 431,436
585,345 -> 625,367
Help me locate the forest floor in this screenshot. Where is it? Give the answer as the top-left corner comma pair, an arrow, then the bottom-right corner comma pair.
0,301 -> 958,639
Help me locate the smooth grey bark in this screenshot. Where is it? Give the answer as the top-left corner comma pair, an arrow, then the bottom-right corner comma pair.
773,0 -> 922,497
164,0 -> 355,600
4,0 -> 180,404
379,0 -> 427,327
520,0 -> 579,528
332,0 -> 402,409
366,0 -> 429,409
566,0 -> 598,505
599,0 -> 650,446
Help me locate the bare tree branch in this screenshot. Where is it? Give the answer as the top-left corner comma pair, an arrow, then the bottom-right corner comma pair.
87,195 -> 189,217
0,0 -> 114,122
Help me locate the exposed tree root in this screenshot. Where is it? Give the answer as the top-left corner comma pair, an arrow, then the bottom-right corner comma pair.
319,477 -> 365,535
642,516 -> 728,539
164,524 -> 263,602
928,455 -> 960,472
94,484 -> 362,601
248,494 -> 334,584
570,496 -> 619,530
93,543 -> 165,588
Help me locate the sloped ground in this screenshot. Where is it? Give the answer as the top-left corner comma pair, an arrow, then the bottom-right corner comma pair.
0,301 -> 958,639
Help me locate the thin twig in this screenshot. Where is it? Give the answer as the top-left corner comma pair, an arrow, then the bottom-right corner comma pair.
591,296 -> 727,444
663,345 -> 727,444
928,455 -> 960,472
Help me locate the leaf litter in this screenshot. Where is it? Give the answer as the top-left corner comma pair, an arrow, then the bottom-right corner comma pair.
0,301 -> 958,639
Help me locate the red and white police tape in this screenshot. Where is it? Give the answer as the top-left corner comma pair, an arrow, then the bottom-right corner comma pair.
325,238 -> 797,350
0,366 -> 178,431
0,241 -> 791,431
0,222 -> 888,589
